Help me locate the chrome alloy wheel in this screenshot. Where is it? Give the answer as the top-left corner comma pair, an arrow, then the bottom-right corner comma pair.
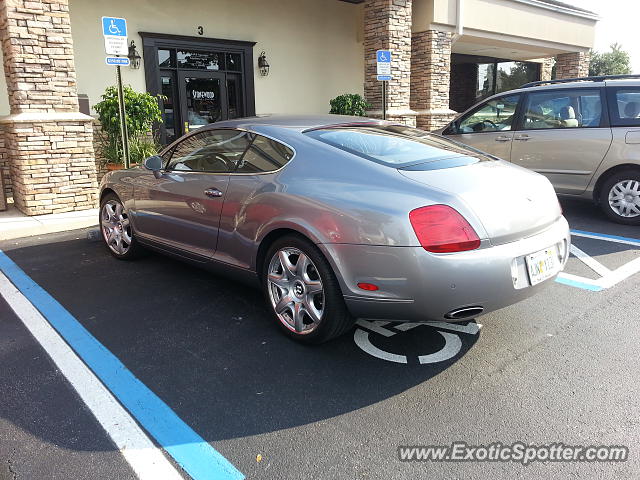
267,247 -> 324,334
608,180 -> 640,218
101,199 -> 132,255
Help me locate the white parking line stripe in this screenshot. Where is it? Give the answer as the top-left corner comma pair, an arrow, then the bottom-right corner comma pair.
598,256 -> 640,289
569,244 -> 612,277
0,271 -> 185,480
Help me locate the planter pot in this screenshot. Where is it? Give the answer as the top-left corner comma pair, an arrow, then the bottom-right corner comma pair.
105,163 -> 140,171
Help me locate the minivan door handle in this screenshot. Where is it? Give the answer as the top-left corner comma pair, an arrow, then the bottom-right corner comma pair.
514,134 -> 531,141
204,188 -> 223,198
495,135 -> 512,142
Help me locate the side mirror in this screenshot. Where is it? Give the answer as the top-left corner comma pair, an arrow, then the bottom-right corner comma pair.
443,121 -> 459,135
144,155 -> 163,179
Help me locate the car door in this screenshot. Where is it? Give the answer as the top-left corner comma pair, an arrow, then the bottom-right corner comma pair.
132,129 -> 252,258
215,134 -> 296,269
510,87 -> 613,195
443,94 -> 521,160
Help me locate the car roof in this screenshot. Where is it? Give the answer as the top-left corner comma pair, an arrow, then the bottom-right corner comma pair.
209,114 -> 390,132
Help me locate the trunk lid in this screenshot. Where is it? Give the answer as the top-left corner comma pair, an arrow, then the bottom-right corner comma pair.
398,159 -> 562,245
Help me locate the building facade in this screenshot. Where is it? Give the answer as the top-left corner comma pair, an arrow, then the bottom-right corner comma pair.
0,0 -> 596,215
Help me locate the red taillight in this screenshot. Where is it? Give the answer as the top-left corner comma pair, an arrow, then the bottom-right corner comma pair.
357,282 -> 379,291
409,205 -> 481,253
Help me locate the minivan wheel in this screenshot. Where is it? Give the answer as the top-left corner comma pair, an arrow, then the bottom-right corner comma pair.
262,235 -> 354,344
99,193 -> 143,259
600,169 -> 640,225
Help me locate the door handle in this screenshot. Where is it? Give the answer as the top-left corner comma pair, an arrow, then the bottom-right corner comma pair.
495,136 -> 511,142
514,135 -> 531,141
204,188 -> 223,198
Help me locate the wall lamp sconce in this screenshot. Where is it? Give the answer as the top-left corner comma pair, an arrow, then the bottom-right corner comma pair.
128,40 -> 142,69
258,51 -> 270,76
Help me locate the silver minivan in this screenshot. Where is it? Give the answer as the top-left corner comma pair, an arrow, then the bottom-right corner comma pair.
435,75 -> 640,225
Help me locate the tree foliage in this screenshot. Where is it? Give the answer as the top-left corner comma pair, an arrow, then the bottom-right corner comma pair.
93,85 -> 163,165
589,43 -> 632,76
329,93 -> 370,116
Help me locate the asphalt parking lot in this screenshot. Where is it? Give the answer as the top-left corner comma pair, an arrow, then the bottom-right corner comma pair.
1,196 -> 639,480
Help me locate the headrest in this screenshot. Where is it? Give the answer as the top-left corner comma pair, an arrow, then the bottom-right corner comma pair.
529,105 -> 544,117
624,101 -> 639,118
559,105 -> 575,120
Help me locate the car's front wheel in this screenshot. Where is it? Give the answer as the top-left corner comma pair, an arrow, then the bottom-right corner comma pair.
262,235 -> 354,344
99,193 -> 143,259
600,169 -> 640,225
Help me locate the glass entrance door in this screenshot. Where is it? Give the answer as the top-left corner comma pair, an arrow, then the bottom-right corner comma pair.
152,43 -> 251,144
178,71 -> 227,133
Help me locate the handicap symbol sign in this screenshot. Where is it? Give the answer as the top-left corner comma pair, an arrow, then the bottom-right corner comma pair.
102,17 -> 127,37
376,50 -> 391,63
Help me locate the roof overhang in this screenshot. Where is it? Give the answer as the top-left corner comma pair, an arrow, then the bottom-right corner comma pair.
510,0 -> 599,21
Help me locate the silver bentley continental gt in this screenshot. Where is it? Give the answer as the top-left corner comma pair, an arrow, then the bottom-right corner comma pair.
99,115 -> 570,343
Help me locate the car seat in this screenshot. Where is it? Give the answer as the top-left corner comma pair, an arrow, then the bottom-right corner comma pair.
624,101 -> 640,119
559,106 -> 579,128
526,104 -> 548,129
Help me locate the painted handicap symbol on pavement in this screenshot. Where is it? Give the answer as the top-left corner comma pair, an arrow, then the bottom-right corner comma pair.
354,319 -> 480,364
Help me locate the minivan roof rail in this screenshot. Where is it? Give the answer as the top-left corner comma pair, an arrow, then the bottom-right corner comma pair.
521,74 -> 640,89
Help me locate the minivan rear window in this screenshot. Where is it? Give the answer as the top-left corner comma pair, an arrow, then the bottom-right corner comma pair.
304,125 -> 490,168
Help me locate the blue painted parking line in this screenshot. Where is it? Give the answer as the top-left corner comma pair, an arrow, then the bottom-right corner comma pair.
0,250 -> 244,480
555,275 -> 603,292
570,229 -> 640,247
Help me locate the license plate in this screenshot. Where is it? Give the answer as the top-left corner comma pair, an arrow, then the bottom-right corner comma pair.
525,246 -> 559,286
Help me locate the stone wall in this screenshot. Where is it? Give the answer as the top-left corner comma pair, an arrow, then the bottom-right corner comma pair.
540,57 -> 554,81
363,0 -> 416,126
411,30 -> 456,131
0,0 -> 98,215
555,52 -> 590,79
0,124 -> 9,198
2,116 -> 97,214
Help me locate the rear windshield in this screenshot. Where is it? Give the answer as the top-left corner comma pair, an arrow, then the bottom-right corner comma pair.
304,125 -> 490,168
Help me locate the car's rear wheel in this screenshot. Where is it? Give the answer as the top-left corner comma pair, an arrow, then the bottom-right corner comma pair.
99,193 -> 143,259
262,235 -> 354,344
599,169 -> 640,225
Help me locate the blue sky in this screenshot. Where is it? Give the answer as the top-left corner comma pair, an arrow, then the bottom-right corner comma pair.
574,0 -> 640,73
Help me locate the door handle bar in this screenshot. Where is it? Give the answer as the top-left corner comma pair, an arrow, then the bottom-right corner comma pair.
204,188 -> 223,198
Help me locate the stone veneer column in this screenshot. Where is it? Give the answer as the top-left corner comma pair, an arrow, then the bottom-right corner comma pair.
0,0 -> 97,215
410,30 -> 457,131
555,51 -> 590,79
363,0 -> 416,126
540,57 -> 554,81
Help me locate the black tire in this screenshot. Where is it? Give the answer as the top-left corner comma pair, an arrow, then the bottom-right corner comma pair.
262,234 -> 354,344
599,169 -> 640,225
99,193 -> 144,260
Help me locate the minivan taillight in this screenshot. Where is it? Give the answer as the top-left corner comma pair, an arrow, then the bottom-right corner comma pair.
409,205 -> 481,253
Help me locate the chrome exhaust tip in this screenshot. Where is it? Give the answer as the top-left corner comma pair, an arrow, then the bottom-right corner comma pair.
444,306 -> 484,320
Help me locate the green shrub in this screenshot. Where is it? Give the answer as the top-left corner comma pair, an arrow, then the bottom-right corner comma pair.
329,93 -> 370,117
93,85 -> 163,165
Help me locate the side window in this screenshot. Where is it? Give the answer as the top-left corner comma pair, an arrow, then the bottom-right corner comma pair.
236,135 -> 294,173
166,129 -> 252,173
522,89 -> 602,130
457,95 -> 520,133
609,88 -> 640,127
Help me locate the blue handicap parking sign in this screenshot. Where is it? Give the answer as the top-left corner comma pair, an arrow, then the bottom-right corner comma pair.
376,50 -> 391,63
102,17 -> 127,37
